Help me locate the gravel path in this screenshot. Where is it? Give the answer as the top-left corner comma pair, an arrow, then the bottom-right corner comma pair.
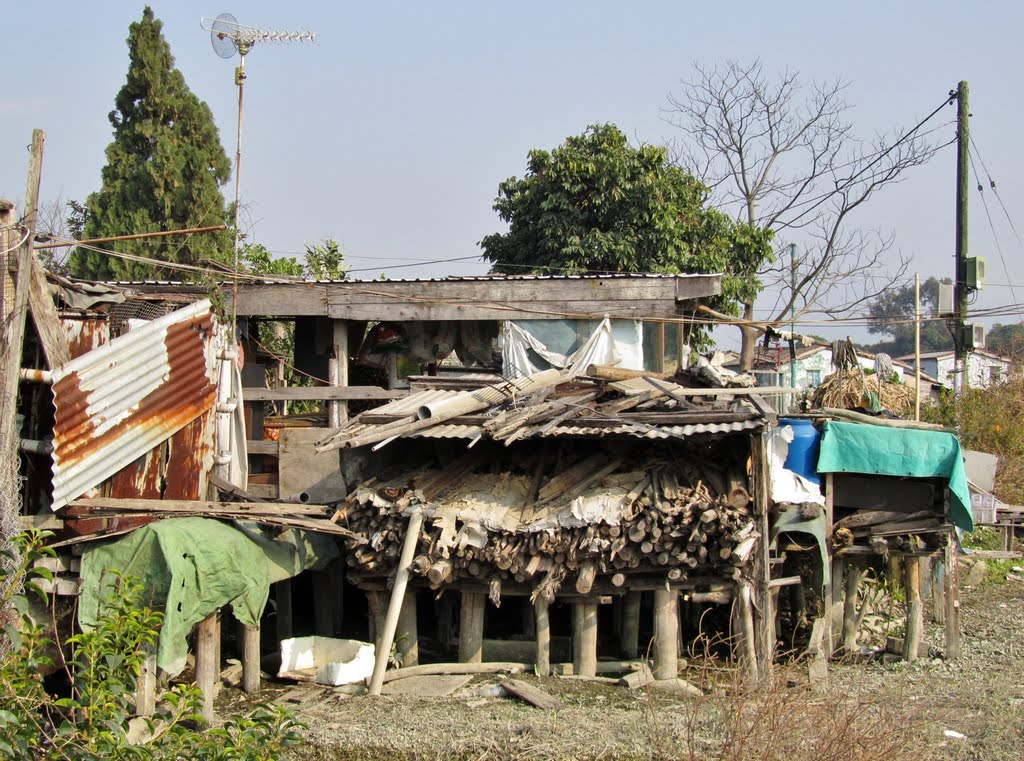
263,574 -> 1024,761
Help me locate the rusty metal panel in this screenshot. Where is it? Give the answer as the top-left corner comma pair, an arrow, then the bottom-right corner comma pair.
50,300 -> 219,510
61,317 -> 110,360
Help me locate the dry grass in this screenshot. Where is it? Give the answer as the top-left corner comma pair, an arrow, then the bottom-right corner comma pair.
813,370 -> 915,416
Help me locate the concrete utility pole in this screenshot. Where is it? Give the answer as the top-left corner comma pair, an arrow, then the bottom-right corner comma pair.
954,81 -> 969,395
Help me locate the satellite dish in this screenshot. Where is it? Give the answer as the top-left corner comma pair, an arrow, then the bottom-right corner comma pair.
210,12 -> 239,58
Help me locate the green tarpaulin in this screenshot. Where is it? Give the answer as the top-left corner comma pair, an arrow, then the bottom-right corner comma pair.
79,517 -> 338,676
816,421 -> 973,531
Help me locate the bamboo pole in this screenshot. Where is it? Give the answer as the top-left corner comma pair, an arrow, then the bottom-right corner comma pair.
368,508 -> 424,696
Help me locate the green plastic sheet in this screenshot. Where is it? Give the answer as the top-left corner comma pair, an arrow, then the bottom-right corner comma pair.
79,517 -> 338,676
816,421 -> 973,531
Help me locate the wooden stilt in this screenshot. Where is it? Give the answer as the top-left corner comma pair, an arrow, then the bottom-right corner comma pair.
134,641 -> 156,716
459,592 -> 486,664
735,581 -> 758,686
313,567 -> 336,637
653,588 -> 679,680
367,591 -> 387,648
534,597 -> 551,677
932,557 -> 945,624
943,541 -> 960,660
904,555 -> 923,661
276,580 -> 293,642
396,592 -> 419,667
572,602 -> 598,678
842,559 -> 863,654
242,623 -> 261,694
196,612 -> 220,724
620,591 -> 641,659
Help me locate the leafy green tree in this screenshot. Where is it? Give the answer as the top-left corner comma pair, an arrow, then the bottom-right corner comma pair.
985,323 -> 1024,359
864,276 -> 954,356
70,7 -> 232,281
480,124 -> 773,338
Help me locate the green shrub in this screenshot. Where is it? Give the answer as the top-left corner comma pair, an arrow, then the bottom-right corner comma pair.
0,530 -> 303,759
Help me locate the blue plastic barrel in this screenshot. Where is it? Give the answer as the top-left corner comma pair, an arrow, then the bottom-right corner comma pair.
779,417 -> 821,485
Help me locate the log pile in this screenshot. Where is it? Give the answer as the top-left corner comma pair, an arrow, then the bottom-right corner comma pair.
336,447 -> 759,599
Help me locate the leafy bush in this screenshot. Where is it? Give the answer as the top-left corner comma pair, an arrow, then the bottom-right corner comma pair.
0,530 -> 303,759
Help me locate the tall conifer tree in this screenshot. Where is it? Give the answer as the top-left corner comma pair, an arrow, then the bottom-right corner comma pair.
71,7 -> 232,280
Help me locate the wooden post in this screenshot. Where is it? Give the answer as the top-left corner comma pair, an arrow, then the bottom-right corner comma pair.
242,623 -> 261,694
931,557 -> 945,624
653,588 -> 679,680
396,592 -> 419,667
943,540 -> 960,659
751,435 -> 775,683
572,602 -> 598,678
313,568 -> 336,637
328,320 -> 349,428
367,591 -> 387,648
734,581 -> 758,687
620,591 -> 641,659
458,592 -> 486,664
275,580 -> 293,642
368,508 -> 424,695
534,597 -> 551,677
196,611 -> 220,723
822,473 -> 834,633
654,323 -> 666,373
904,555 -> 923,661
134,642 -> 157,717
842,559 -> 863,654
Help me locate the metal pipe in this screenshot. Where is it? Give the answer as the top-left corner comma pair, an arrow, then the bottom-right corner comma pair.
20,438 -> 53,455
19,368 -> 52,383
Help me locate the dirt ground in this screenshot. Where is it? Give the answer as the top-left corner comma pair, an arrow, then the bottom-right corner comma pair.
216,568 -> 1024,761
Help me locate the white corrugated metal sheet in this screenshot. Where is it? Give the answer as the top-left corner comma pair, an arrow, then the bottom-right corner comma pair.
50,300 -> 220,510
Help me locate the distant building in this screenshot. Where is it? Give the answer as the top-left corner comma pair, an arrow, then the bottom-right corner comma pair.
895,348 -> 1014,390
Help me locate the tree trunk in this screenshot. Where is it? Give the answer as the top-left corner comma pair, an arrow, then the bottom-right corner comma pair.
739,302 -> 758,371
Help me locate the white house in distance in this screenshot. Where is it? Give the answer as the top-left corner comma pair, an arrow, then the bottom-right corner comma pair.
722,344 -> 943,403
895,348 -> 1014,390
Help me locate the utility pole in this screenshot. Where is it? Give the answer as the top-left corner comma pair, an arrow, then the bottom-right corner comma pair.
789,243 -> 797,411
954,80 -> 969,395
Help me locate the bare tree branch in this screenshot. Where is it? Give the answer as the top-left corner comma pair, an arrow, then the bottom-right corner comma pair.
664,60 -> 941,368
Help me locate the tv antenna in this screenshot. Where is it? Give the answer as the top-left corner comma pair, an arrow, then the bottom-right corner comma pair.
201,13 -> 315,319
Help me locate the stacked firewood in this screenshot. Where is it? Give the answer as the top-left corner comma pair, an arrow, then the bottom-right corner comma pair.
336,452 -> 760,599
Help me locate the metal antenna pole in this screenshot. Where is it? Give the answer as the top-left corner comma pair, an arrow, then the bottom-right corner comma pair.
231,43 -> 250,329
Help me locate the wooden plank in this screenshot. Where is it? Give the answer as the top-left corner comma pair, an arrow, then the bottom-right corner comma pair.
380,662 -> 530,684
232,284 -> 329,316
243,385 -> 403,401
69,497 -> 327,516
278,428 -> 348,504
247,439 -> 280,456
27,257 -> 70,368
503,679 -> 564,711
20,514 -> 64,531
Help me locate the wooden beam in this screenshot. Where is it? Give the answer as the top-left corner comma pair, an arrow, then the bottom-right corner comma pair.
69,497 -> 326,516
242,385 -> 403,401
246,439 -> 279,456
27,257 -> 69,368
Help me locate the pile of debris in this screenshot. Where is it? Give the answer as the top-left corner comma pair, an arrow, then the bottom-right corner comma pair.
335,447 -> 759,600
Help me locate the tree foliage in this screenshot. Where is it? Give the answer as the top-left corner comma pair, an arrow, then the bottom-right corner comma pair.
480,123 -> 773,328
864,276 -> 953,356
985,323 -> 1024,359
69,7 -> 232,281
0,531 -> 302,759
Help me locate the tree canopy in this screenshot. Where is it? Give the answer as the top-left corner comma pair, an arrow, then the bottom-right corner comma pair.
479,124 -> 773,324
70,7 -> 232,281
864,276 -> 954,356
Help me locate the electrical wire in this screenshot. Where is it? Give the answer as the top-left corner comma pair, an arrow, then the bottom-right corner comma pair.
777,94 -> 957,230
967,145 -> 1024,324
0,226 -> 31,257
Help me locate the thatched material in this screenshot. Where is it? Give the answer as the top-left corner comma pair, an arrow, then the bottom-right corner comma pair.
812,370 -> 915,416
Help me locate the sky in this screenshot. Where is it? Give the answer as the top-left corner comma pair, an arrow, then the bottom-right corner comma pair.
2,1 -> 1023,350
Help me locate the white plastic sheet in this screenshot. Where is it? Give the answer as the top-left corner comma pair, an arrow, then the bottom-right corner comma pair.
767,426 -> 825,506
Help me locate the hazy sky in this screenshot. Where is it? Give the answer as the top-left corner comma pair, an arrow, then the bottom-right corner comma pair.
3,1 -> 1022,348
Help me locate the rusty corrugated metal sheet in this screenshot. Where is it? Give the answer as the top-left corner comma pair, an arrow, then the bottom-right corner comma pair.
50,300 -> 219,510
61,317 -> 110,360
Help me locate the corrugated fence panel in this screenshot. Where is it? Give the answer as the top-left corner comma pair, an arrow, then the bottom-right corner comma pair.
50,300 -> 219,510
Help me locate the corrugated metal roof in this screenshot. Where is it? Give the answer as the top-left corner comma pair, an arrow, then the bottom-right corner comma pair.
534,418 -> 763,439
95,272 -> 719,286
50,300 -> 219,510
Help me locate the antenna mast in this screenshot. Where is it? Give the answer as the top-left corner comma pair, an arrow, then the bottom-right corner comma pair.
201,14 -> 315,323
